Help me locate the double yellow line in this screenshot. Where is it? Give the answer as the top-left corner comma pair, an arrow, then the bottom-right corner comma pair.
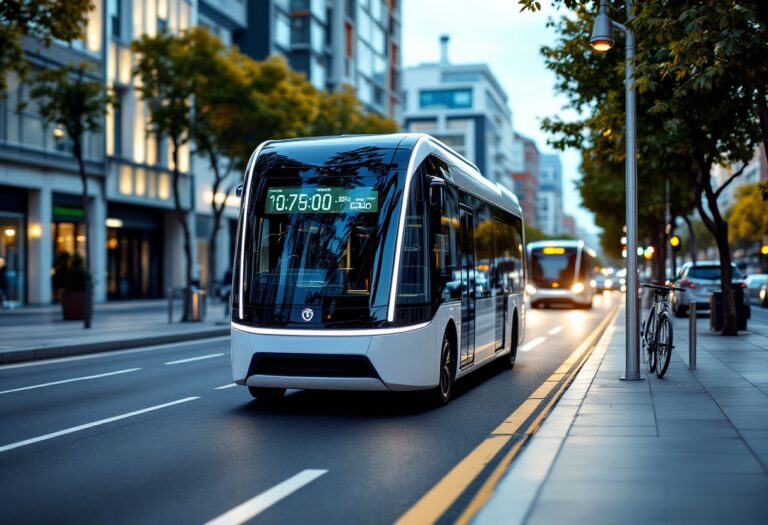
395,306 -> 620,525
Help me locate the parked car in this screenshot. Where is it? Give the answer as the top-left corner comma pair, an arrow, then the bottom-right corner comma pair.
745,274 -> 768,307
670,261 -> 747,317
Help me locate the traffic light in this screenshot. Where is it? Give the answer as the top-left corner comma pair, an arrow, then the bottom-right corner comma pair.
670,235 -> 681,249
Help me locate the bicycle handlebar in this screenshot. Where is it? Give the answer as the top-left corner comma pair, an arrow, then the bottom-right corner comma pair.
641,283 -> 686,292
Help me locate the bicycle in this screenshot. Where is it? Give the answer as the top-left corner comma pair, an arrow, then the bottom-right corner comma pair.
640,283 -> 685,378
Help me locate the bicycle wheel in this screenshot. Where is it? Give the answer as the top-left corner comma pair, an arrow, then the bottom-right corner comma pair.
655,312 -> 673,378
642,306 -> 657,373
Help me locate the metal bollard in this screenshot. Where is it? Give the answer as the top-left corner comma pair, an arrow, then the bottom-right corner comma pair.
688,301 -> 697,370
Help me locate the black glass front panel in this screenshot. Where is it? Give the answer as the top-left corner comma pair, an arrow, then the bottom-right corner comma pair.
237,148 -> 405,329
530,247 -> 578,288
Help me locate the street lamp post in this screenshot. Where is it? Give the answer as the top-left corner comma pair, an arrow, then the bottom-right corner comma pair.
591,0 -> 642,380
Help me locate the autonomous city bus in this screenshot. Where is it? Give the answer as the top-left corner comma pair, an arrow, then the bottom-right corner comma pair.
230,134 -> 526,405
526,240 -> 597,309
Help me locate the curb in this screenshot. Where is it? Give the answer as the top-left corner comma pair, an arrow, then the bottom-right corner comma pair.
0,328 -> 230,365
471,309 -> 620,525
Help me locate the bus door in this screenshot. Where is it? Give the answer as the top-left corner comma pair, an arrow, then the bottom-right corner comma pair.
459,208 -> 476,367
493,219 -> 505,351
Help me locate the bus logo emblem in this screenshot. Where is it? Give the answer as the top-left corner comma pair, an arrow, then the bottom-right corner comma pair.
301,308 -> 314,322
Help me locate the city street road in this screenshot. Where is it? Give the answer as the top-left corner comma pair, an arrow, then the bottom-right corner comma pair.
0,293 -> 621,524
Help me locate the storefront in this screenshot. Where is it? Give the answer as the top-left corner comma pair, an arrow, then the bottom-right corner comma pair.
0,186 -> 27,306
106,203 -> 164,299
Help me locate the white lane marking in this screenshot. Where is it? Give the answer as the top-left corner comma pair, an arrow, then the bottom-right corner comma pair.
0,336 -> 229,370
215,383 -> 237,390
0,368 -> 141,395
205,469 -> 328,525
520,337 -> 546,352
164,353 -> 226,365
0,397 -> 199,454
547,326 -> 564,336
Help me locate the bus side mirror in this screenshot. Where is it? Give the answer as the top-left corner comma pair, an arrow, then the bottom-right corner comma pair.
236,183 -> 244,198
429,177 -> 445,210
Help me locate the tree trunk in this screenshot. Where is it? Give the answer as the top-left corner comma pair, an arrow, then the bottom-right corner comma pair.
171,138 -> 193,321
74,141 -> 92,329
206,146 -> 224,299
697,181 -> 739,336
682,215 -> 697,264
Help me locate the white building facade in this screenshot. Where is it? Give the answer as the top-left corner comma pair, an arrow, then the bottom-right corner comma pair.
402,36 -> 516,189
536,153 -> 564,236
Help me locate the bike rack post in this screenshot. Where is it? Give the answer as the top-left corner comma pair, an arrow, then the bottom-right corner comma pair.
688,301 -> 697,370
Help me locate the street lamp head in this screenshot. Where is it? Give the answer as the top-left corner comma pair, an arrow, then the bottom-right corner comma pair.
590,1 -> 615,53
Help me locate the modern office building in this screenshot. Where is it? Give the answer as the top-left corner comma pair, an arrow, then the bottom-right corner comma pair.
0,0 -> 404,306
510,134 -> 540,227
402,36 -> 516,187
536,153 -> 564,236
240,0 -> 403,120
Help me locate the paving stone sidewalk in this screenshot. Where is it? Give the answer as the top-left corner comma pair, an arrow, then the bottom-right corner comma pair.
0,299 -> 230,364
475,308 -> 768,525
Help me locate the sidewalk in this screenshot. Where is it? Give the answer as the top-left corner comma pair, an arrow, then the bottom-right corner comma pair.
0,299 -> 230,364
475,308 -> 768,525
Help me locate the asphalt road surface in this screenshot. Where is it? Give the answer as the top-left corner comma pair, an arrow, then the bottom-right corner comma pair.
0,293 -> 622,524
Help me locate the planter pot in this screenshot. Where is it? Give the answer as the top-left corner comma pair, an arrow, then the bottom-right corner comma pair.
61,290 -> 85,320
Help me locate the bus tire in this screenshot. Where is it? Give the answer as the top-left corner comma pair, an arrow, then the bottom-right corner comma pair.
248,387 -> 286,401
428,332 -> 455,406
505,315 -> 519,369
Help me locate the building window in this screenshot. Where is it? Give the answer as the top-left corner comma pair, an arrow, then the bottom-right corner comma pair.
419,89 -> 472,109
408,120 -> 436,133
291,15 -> 310,45
344,22 -> 353,57
275,11 -> 290,49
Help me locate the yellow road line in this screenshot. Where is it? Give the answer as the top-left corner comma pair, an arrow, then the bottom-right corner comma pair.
455,307 -> 621,525
396,305 -> 620,525
394,436 -> 511,525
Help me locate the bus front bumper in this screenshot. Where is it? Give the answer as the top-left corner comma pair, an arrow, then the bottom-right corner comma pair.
230,322 -> 441,392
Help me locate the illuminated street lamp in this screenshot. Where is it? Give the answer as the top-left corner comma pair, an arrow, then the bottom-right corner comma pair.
591,0 -> 642,381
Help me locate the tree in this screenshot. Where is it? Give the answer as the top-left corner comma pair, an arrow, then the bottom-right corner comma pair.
310,85 -> 398,136
539,1 -> 694,283
728,184 -> 768,245
132,32 -> 199,321
30,62 -> 111,329
189,29 -> 318,294
0,0 -> 93,91
528,0 -> 762,334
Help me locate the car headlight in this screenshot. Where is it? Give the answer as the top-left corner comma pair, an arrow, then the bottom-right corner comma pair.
571,282 -> 585,294
605,279 -> 613,287
761,289 -> 766,300
620,285 -> 627,292
525,284 -> 537,295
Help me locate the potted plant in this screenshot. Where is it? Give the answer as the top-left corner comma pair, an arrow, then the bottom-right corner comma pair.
54,252 -> 87,320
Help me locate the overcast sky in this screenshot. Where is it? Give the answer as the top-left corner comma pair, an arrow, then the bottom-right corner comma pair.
401,0 -> 598,234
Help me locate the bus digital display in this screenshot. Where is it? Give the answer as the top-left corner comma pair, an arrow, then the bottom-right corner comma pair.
265,187 -> 379,214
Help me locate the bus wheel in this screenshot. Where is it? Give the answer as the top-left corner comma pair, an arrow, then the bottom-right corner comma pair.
507,318 -> 519,369
428,333 -> 455,406
248,387 -> 286,401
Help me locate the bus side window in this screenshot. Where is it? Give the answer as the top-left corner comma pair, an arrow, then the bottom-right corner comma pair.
493,218 -> 505,294
501,220 -> 514,292
475,202 -> 493,299
397,171 -> 429,305
510,216 -> 524,291
437,185 -> 460,300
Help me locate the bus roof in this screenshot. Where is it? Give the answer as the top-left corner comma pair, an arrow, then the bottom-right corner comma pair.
254,133 -> 523,218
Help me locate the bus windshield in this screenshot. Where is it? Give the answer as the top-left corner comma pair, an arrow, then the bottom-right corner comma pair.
239,152 -> 404,328
530,247 -> 578,288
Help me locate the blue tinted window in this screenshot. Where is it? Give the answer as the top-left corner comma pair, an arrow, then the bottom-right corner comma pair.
419,89 -> 472,109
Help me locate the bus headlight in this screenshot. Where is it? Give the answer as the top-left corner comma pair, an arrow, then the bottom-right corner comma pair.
605,278 -> 613,288
525,284 -> 537,295
571,282 -> 585,294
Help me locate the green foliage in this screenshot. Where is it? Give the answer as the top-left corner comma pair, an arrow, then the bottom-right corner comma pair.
728,184 -> 768,244
30,62 -> 112,153
0,0 -> 93,91
310,84 -> 399,136
540,1 -> 694,258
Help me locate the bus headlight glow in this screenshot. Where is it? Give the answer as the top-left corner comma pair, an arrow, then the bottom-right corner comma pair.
525,284 -> 537,295
605,279 -> 613,288
571,282 -> 585,294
